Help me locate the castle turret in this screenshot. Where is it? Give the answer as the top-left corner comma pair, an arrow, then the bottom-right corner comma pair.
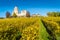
12,6 -> 18,16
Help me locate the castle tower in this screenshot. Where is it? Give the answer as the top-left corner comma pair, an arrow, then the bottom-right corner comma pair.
12,6 -> 18,16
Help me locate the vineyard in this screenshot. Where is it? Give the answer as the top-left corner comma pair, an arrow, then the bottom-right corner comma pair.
0,17 -> 60,40
41,17 -> 60,40
0,17 -> 41,40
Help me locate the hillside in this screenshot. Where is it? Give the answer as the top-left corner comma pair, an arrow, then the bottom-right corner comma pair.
0,17 -> 60,40
0,17 -> 41,40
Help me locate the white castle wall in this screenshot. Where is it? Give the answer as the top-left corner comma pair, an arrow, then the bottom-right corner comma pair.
12,6 -> 27,17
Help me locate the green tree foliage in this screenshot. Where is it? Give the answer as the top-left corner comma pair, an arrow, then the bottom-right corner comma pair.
47,12 -> 60,17
12,13 -> 17,17
0,17 -> 4,19
6,11 -> 11,18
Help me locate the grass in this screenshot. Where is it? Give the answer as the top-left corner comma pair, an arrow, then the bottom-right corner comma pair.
39,18 -> 50,40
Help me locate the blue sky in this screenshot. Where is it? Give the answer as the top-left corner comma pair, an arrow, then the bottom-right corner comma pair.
0,0 -> 60,17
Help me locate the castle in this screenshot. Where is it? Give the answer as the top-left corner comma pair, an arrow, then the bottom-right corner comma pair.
12,6 -> 30,17
12,6 -> 40,17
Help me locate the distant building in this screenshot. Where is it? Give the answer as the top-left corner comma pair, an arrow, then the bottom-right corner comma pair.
12,6 -> 30,17
32,13 -> 40,17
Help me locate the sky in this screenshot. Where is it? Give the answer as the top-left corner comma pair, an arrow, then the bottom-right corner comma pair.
0,0 -> 60,17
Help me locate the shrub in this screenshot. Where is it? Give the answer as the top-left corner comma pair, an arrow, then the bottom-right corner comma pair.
0,27 -> 21,40
12,13 -> 17,17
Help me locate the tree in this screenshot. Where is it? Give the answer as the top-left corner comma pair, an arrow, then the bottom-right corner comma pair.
6,11 -> 11,18
26,11 -> 30,17
47,12 -> 60,17
12,12 -> 17,17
